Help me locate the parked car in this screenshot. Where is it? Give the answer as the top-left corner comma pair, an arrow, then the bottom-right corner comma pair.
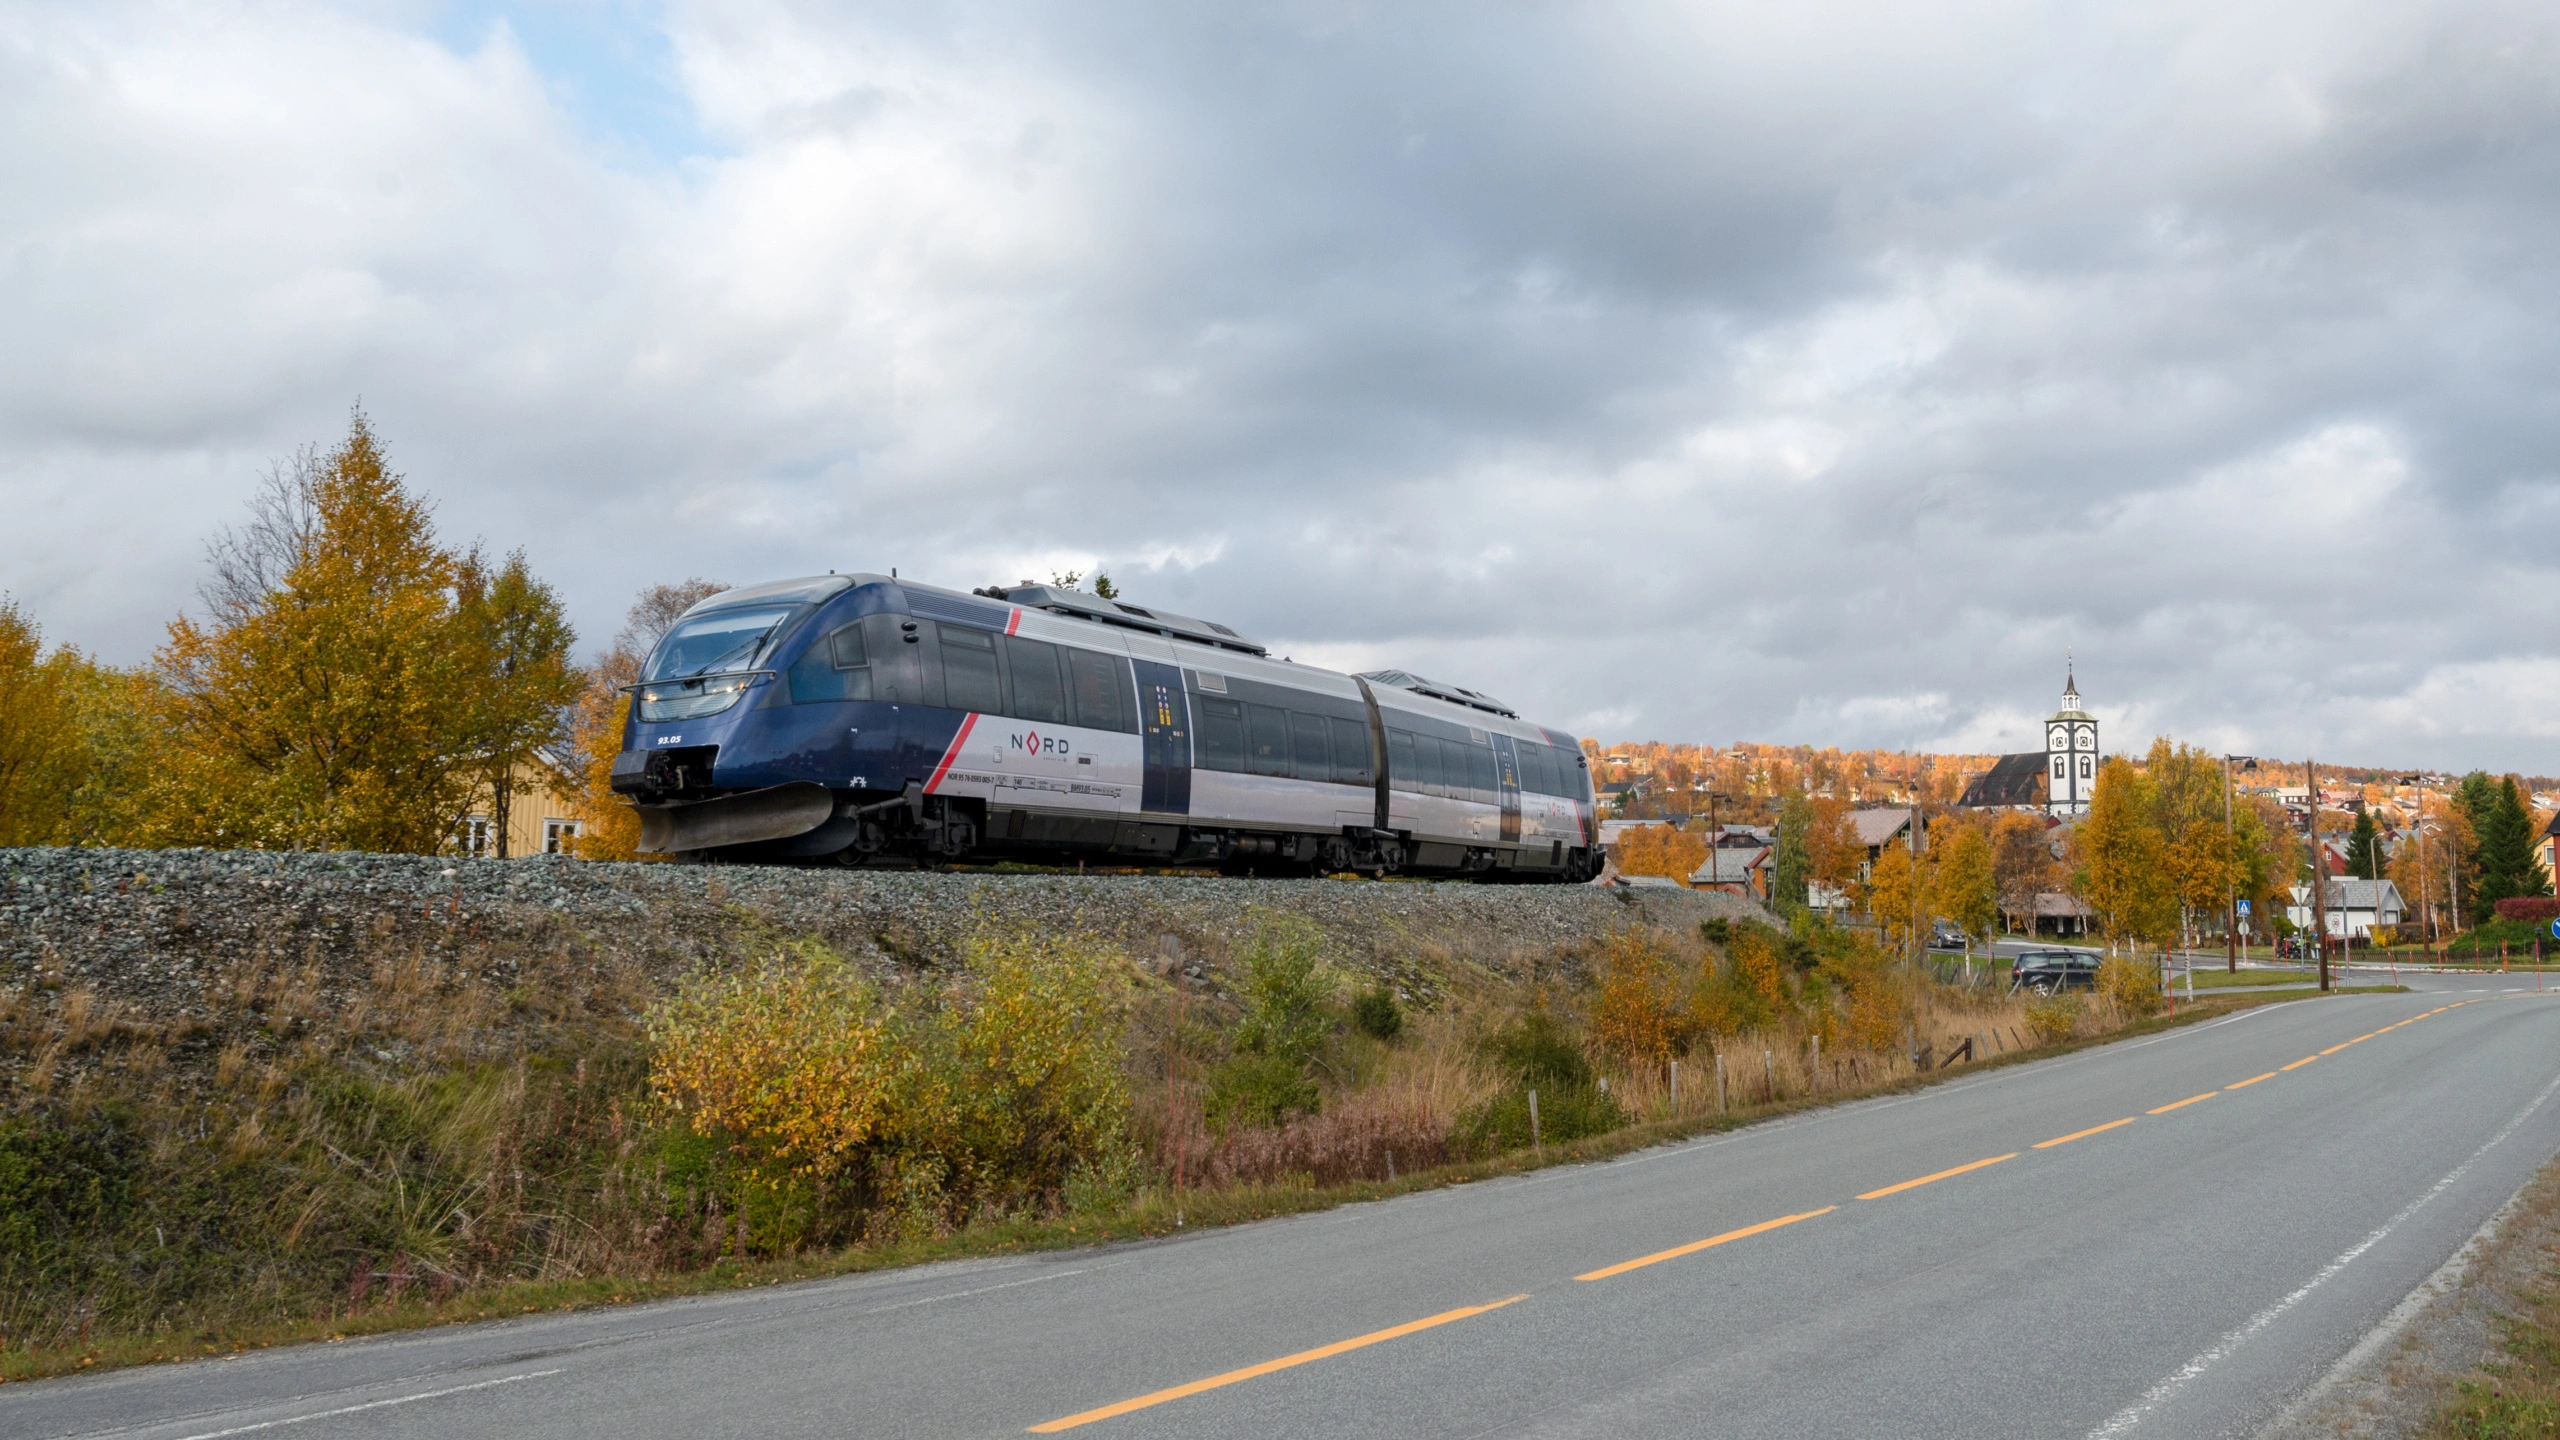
2010,950 -> 2099,994
1929,920 -> 1968,951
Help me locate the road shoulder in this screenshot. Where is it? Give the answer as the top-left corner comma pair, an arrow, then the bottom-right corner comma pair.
2257,1132 -> 2560,1438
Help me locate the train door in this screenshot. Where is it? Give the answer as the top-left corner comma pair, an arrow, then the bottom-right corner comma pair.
1492,733 -> 1523,843
1132,659 -> 1192,814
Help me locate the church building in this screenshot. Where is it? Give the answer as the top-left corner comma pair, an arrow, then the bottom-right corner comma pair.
1957,670 -> 2100,817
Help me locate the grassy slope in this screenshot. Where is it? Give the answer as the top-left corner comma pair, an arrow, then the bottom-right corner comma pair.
0,984 -> 2382,1385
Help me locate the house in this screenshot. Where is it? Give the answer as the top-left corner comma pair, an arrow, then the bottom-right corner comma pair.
2286,879 -> 2407,940
456,751 -> 589,859
2537,814 -> 2560,881
2034,892 -> 2095,937
1689,846 -> 1772,899
1847,807 -> 1918,867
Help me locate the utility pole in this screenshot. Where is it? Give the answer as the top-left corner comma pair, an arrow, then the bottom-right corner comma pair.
2309,757 -> 2331,991
2404,775 -> 2430,946
2223,756 -> 2253,973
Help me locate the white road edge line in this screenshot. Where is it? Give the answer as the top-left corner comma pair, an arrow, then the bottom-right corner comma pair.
2085,1066 -> 2560,1438
162,1368 -> 561,1440
2258,1173 -> 2537,1435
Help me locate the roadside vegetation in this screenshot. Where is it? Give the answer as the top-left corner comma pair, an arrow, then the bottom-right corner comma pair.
0,901 -> 2290,1383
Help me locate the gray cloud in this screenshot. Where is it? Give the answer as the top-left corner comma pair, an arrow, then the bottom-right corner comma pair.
2,0 -> 2555,768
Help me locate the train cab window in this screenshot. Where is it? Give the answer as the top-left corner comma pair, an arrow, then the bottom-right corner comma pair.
1005,636 -> 1069,724
788,623 -> 874,704
1067,650 -> 1129,732
1289,712 -> 1330,781
1387,728 -> 1417,792
1329,717 -> 1373,785
938,625 -> 1003,714
1194,697 -> 1246,770
1246,703 -> 1290,777
1465,743 -> 1497,804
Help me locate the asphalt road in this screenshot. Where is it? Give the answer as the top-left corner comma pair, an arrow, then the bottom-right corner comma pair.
18,971 -> 2560,1440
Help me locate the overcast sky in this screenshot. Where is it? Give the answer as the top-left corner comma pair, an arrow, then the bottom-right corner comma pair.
5,0 -> 2556,769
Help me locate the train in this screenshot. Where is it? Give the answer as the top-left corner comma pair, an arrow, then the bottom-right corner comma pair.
609,573 -> 1599,879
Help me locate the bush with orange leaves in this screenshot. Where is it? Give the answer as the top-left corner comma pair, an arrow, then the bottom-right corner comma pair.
1588,930 -> 1687,1065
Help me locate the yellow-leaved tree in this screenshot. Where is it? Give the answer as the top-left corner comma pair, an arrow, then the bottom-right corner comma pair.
1613,823 -> 1708,883
1863,839 -> 1930,950
1933,821 -> 2000,949
2077,757 -> 2175,956
565,579 -> 727,860
1990,809 -> 2056,937
147,411 -> 576,853
0,600 -> 93,846
456,551 -> 586,857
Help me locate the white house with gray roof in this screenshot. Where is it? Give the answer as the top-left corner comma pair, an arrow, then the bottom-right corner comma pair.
2286,879 -> 2406,940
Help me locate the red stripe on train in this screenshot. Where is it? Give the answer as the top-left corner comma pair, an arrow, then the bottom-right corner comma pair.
1006,607 -> 1022,636
926,713 -> 980,794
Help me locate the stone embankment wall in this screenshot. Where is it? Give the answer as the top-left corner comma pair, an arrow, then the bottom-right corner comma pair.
0,848 -> 1764,1092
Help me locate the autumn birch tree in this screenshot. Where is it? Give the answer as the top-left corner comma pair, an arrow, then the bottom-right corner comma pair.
2078,757 -> 2175,956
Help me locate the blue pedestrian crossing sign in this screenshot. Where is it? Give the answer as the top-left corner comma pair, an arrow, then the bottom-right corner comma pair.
2238,899 -> 2252,916
2549,916 -> 2559,941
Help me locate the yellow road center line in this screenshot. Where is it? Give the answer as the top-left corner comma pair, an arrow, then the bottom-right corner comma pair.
2147,1092 -> 2218,1115
2282,1056 -> 2319,1071
1858,1153 -> 2018,1201
1574,1207 -> 1837,1282
1027,1295 -> 1531,1432
2226,1072 -> 2279,1089
2354,1032 -> 2378,1041
2033,1118 -> 2136,1149
2319,1042 -> 2355,1055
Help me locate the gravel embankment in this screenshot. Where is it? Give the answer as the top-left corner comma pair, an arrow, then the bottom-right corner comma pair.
0,848 -> 1763,1077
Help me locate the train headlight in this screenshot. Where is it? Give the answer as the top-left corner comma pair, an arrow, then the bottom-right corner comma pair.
638,671 -> 759,721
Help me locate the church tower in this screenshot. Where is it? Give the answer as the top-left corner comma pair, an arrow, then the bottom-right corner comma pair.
2045,668 -> 2098,816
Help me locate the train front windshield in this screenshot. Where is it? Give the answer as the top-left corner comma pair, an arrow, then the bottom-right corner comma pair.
638,607 -> 797,720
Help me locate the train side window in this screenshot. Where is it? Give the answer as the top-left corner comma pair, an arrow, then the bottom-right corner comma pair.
1067,650 -> 1126,731
1289,712 -> 1330,781
1329,717 -> 1373,785
830,624 -> 868,671
939,625 -> 1003,714
1005,636 -> 1069,724
1387,728 -> 1417,792
1195,697 -> 1245,771
1414,735 -> 1447,797
1246,703 -> 1291,777
1465,742 -> 1497,804
1517,742 -> 1552,797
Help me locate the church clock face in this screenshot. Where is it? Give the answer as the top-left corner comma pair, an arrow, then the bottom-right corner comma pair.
2048,725 -> 2067,749
2076,728 -> 2096,751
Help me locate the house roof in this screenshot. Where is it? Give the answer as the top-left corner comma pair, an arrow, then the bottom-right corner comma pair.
1958,753 -> 2048,809
1848,807 -> 1915,847
2291,879 -> 2404,910
2035,892 -> 2095,917
1689,848 -> 1771,885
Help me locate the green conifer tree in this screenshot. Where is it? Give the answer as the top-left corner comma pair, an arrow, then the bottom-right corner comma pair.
2475,777 -> 2552,908
2344,810 -> 2382,881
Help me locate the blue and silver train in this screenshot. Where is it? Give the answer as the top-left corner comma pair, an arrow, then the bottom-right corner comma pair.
610,574 -> 1598,879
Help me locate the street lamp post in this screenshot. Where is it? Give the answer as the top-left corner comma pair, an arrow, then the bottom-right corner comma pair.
2308,757 -> 2331,992
2403,775 -> 2429,949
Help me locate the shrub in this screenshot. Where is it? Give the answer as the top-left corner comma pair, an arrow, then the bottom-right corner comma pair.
647,927 -> 1136,1229
2023,993 -> 2083,1045
1588,931 -> 1683,1065
1232,918 -> 1330,1063
646,949 -> 900,1183
1350,985 -> 1404,1041
1458,1082 -> 1625,1156
2098,957 -> 2162,1018
1203,1053 -> 1321,1132
1481,1012 -> 1592,1090
1700,917 -> 1731,944
2496,897 -> 2560,925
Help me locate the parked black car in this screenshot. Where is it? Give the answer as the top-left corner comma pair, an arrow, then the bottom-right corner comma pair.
2010,950 -> 2099,994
